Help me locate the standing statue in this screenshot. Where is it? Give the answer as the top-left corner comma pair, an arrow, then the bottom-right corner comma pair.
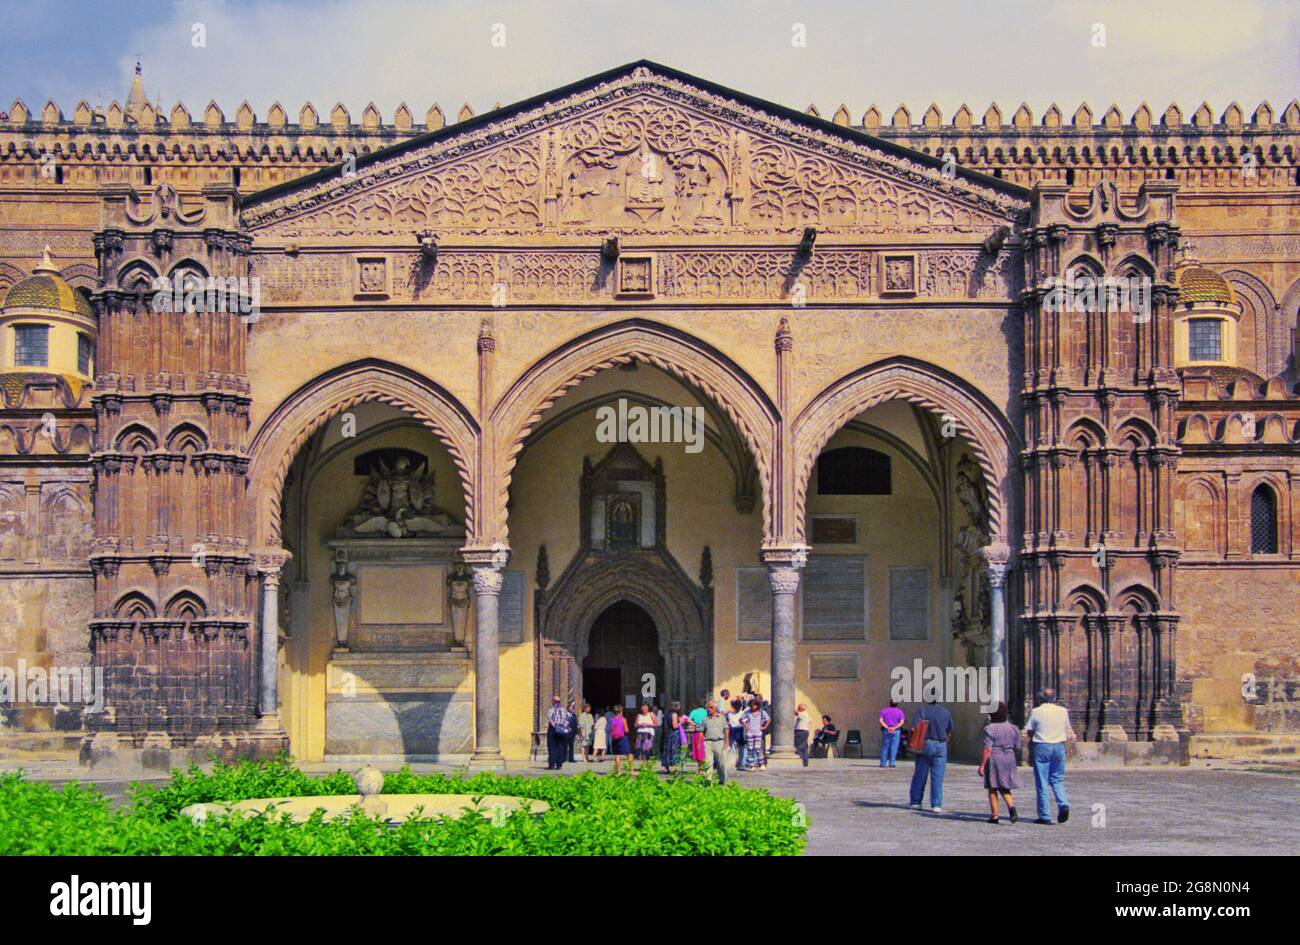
330,553 -> 356,649
955,454 -> 988,535
447,563 -> 471,647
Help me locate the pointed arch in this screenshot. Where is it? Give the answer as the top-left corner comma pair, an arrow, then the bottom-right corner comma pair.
164,589 -> 207,620
489,318 -> 778,544
1115,415 -> 1158,446
114,422 -> 158,453
247,359 -> 479,547
1115,583 -> 1159,613
1181,476 -> 1222,554
1248,480 -> 1280,554
791,356 -> 1018,544
113,590 -> 157,621
1065,416 -> 1107,449
115,258 -> 159,293
165,421 -> 208,454
1065,582 -> 1108,613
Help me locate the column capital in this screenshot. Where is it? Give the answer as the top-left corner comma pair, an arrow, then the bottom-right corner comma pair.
767,567 -> 801,595
980,542 -> 1012,586
471,568 -> 505,596
256,548 -> 292,580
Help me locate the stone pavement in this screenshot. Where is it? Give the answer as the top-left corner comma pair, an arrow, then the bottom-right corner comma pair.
5,754 -> 1295,856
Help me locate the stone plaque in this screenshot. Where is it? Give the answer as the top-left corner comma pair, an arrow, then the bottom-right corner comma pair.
499,569 -> 526,644
889,567 -> 930,640
736,567 -> 772,642
801,555 -> 867,640
327,656 -> 470,694
357,563 -> 444,625
811,515 -> 857,544
808,652 -> 859,680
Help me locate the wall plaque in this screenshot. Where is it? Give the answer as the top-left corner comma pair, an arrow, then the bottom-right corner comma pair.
811,515 -> 857,544
808,653 -> 859,680
736,567 -> 772,642
801,555 -> 868,640
889,567 -> 930,640
358,563 -> 444,625
499,569 -> 526,644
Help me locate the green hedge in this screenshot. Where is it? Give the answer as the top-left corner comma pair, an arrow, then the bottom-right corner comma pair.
0,759 -> 807,855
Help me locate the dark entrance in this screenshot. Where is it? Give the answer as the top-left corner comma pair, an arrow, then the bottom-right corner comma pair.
582,600 -> 663,719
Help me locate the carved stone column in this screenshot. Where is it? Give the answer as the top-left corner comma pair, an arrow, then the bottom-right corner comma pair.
981,543 -> 1011,702
762,544 -> 806,756
255,549 -> 291,732
464,544 -> 510,762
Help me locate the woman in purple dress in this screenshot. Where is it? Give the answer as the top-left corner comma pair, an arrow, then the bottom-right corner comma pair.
977,702 -> 1021,824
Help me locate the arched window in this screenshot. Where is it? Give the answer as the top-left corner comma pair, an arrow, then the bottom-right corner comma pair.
1250,485 -> 1278,554
816,446 -> 891,495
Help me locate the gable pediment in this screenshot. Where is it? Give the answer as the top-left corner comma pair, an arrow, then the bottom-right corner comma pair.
242,62 -> 1028,239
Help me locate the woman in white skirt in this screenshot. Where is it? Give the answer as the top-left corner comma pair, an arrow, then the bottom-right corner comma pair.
592,711 -> 608,762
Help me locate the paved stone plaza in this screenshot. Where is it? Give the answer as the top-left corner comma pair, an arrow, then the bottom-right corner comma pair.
5,755 -> 1295,856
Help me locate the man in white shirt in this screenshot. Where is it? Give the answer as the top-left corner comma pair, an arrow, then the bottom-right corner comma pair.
1024,688 -> 1075,824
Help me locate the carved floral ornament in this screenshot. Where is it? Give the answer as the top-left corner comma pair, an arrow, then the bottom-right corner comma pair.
241,67 -> 1026,239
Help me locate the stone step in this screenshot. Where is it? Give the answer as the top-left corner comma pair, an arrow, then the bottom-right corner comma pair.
1189,733 -> 1300,761
0,731 -> 83,756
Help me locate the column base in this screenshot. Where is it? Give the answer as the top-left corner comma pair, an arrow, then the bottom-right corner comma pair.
253,712 -> 286,737
468,749 -> 506,771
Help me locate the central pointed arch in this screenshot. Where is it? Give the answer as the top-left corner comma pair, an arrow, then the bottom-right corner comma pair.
489,318 -> 779,544
247,359 -> 479,548
791,356 -> 1019,544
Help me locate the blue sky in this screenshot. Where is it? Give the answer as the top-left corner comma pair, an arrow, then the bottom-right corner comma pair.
2,0 -> 1296,121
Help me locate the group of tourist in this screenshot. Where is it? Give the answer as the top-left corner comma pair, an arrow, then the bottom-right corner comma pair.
547,689 -> 851,782
902,688 -> 1073,825
550,686 -> 1076,825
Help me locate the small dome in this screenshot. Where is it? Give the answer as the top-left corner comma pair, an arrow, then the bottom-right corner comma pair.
1177,266 -> 1236,306
0,248 -> 93,318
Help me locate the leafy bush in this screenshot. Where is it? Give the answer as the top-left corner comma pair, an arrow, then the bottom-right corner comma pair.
0,758 -> 806,856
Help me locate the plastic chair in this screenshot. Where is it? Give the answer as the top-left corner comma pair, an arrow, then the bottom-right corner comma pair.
844,729 -> 864,758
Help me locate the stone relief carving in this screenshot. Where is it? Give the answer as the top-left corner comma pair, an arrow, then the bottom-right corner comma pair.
447,563 -> 471,647
329,551 -> 355,649
339,454 -> 462,538
661,249 -> 873,300
952,454 -> 992,662
245,70 -> 1025,238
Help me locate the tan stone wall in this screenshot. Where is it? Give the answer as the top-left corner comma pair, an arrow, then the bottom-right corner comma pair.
1177,565 -> 1300,735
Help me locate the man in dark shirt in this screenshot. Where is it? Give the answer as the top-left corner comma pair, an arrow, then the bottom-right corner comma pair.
908,697 -> 954,812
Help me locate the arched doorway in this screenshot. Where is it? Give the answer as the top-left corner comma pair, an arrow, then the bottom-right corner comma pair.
582,600 -> 663,717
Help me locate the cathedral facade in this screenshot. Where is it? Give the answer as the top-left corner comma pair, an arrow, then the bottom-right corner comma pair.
0,62 -> 1296,769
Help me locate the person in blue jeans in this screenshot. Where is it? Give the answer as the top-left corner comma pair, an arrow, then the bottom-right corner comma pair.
908,697 -> 954,812
879,699 -> 904,767
1025,688 -> 1075,824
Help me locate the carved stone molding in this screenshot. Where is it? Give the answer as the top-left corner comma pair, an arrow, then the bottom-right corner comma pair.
489,319 -> 779,545
791,357 -> 1018,544
246,360 -> 480,547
